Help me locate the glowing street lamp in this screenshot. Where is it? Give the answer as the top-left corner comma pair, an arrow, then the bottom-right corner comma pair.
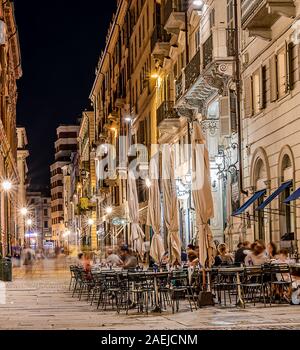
1,180 -> 12,192
88,218 -> 94,226
26,218 -> 33,227
20,207 -> 28,216
106,207 -> 113,215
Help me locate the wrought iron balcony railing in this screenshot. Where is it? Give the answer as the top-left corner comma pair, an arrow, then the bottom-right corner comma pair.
156,101 -> 179,126
203,34 -> 213,68
184,49 -> 201,91
150,24 -> 171,53
164,0 -> 188,25
175,73 -> 183,101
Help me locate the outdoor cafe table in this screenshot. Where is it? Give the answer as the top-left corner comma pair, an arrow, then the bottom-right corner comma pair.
91,268 -> 169,312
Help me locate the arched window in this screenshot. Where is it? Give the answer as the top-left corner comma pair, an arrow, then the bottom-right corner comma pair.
279,154 -> 295,246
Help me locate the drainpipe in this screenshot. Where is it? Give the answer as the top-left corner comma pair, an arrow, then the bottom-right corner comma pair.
233,0 -> 247,196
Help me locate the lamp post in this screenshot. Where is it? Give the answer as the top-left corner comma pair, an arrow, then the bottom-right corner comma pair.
20,207 -> 28,247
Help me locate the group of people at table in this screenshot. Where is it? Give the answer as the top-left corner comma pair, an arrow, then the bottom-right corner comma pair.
75,240 -> 297,273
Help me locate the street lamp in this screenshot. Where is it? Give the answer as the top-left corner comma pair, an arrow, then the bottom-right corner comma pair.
20,207 -> 29,247
105,207 -> 113,215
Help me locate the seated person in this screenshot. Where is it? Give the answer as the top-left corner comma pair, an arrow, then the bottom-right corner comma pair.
105,248 -> 123,266
187,251 -> 199,267
120,245 -> 138,270
245,241 -> 268,266
214,243 -> 233,266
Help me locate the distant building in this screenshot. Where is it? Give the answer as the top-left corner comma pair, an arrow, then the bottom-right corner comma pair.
16,127 -> 29,246
50,125 -> 79,246
26,191 -> 51,249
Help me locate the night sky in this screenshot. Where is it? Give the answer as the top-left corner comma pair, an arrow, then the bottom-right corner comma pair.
14,0 -> 117,188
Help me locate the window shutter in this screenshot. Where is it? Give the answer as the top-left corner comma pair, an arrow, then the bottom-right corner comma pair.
259,65 -> 266,110
244,76 -> 253,118
287,42 -> 294,91
269,55 -> 278,102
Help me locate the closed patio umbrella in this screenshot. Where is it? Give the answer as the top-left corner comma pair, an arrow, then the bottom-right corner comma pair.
162,145 -> 181,265
128,170 -> 145,260
191,120 -> 216,268
148,155 -> 165,264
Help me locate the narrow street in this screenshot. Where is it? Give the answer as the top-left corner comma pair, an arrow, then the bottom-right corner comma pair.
0,259 -> 299,330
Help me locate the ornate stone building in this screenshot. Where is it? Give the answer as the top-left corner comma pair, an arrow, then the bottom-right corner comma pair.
0,1 -> 22,256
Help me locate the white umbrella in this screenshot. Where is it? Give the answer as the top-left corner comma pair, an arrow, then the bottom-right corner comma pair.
162,145 -> 181,265
148,155 -> 165,263
191,121 -> 216,267
128,170 -> 145,260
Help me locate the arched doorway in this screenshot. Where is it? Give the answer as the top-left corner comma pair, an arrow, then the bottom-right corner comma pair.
253,158 -> 268,241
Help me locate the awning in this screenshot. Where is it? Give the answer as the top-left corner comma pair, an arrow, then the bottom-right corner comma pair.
284,187 -> 300,203
255,180 -> 293,211
232,190 -> 266,216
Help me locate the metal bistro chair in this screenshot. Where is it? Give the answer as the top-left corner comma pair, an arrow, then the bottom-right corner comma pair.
168,270 -> 196,313
213,268 -> 240,307
69,265 -> 77,291
78,269 -> 95,302
71,266 -> 84,297
269,264 -> 293,304
241,266 -> 268,307
100,271 -> 122,312
127,272 -> 154,314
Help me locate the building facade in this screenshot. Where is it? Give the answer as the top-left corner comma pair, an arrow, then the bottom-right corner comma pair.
16,127 -> 29,246
26,191 -> 52,249
235,0 -> 300,253
60,0 -> 300,258
50,125 -> 79,246
0,1 -> 22,256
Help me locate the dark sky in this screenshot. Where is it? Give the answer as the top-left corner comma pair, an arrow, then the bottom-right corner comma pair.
14,0 -> 117,188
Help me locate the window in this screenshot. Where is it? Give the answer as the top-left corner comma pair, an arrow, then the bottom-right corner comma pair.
252,69 -> 261,114
244,66 -> 266,118
195,29 -> 200,53
44,221 -> 48,229
44,209 -> 48,216
270,43 -> 294,102
277,47 -> 287,98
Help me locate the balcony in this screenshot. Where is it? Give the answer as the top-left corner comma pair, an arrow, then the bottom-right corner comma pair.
151,25 -> 171,59
184,49 -> 201,91
241,0 -> 295,40
203,34 -> 213,69
156,101 -> 180,131
164,0 -> 187,34
175,73 -> 183,101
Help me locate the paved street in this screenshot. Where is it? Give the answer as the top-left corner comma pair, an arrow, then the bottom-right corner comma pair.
0,259 -> 299,330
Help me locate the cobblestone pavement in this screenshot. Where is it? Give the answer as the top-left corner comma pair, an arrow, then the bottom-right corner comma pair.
0,258 -> 299,330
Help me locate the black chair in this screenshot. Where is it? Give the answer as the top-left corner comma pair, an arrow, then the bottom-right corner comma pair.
269,264 -> 293,304
127,272 -> 154,314
241,266 -> 268,307
168,270 -> 196,313
213,269 -> 240,307
69,265 -> 77,291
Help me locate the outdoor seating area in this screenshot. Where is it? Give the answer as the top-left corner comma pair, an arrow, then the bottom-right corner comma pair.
68,263 -> 300,314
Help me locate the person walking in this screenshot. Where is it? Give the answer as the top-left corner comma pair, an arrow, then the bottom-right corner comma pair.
23,245 -> 35,275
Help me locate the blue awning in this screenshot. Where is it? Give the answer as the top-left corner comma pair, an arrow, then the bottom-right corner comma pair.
232,190 -> 266,216
284,187 -> 300,203
255,180 -> 293,211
